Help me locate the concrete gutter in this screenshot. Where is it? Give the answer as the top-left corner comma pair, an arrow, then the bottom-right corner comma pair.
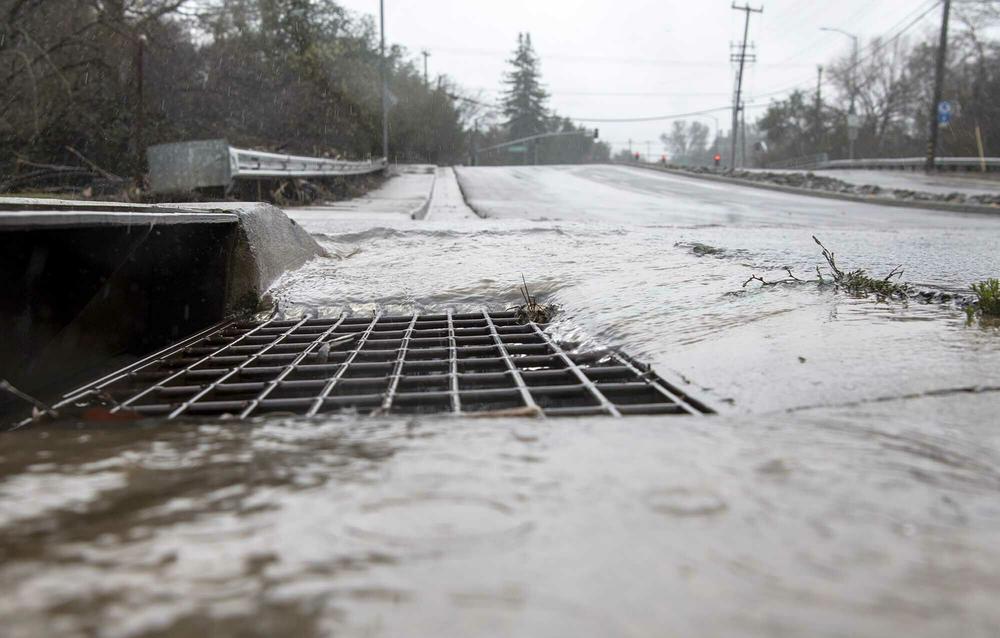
0,197 -> 324,415
451,167 -> 488,219
409,168 -> 437,220
615,162 -> 1000,216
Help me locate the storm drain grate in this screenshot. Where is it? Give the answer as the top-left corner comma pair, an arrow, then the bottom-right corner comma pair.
56,311 -> 711,419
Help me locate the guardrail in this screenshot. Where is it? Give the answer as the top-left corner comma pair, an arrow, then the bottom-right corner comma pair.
148,139 -> 387,194
822,157 -> 1000,172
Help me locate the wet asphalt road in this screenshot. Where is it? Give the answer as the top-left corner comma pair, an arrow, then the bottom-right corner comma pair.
2,165 -> 999,638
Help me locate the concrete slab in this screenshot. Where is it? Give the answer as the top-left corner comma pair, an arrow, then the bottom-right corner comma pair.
284,164 -> 436,228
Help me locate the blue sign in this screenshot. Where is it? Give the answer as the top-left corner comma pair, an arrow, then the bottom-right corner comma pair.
938,101 -> 952,125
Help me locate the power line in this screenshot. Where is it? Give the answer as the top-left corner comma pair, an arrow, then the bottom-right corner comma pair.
470,87 -> 733,98
570,104 -> 767,124
750,0 -> 941,102
415,46 -> 814,68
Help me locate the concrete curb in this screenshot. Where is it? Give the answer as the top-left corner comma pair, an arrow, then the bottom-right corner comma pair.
409,168 -> 438,220
451,167 -> 489,219
176,202 -> 327,312
1,199 -> 325,413
613,162 -> 1000,216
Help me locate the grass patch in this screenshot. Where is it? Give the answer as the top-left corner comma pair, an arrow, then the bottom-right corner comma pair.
966,278 -> 1000,323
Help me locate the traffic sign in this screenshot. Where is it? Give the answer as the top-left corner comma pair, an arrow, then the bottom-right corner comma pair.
507,145 -> 527,153
938,101 -> 952,126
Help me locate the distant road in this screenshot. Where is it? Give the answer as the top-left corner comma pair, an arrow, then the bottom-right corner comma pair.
455,164 -> 1000,228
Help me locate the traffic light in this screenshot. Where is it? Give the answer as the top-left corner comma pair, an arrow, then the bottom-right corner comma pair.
593,128 -> 599,139
714,153 -> 721,168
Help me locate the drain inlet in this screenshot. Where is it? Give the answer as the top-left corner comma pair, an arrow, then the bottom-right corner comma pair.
46,311 -> 713,419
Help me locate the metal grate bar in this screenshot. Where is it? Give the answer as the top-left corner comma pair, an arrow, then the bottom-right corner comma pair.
168,317 -> 310,418
526,322 -> 620,417
604,351 -> 707,416
46,311 -> 712,421
375,314 -> 418,415
481,311 -> 537,413
59,319 -> 234,406
115,318 -> 279,412
305,313 -> 382,417
238,315 -> 347,418
446,310 -> 461,413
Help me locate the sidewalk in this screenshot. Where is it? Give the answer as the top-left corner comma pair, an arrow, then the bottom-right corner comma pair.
285,164 -> 436,231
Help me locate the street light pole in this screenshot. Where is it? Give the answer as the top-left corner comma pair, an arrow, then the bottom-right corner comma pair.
820,27 -> 859,160
379,0 -> 389,162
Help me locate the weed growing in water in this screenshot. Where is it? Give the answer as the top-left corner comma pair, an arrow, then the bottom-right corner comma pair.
966,278 -> 1000,323
511,275 -> 555,324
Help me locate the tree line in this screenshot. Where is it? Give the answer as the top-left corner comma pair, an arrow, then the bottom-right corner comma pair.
1,3 -> 608,190
648,6 -> 1000,169
0,0 -> 472,186
466,33 -> 611,166
758,5 -> 1000,166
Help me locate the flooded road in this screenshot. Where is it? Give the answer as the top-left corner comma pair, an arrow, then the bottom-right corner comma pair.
3,165 -> 1000,636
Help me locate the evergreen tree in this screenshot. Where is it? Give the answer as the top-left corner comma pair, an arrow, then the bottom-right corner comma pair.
502,33 -> 549,140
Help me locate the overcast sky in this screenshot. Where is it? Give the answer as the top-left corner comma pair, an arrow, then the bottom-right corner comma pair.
335,0 -> 946,156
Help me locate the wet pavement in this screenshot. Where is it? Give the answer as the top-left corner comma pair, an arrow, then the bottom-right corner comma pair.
2,164 -> 999,637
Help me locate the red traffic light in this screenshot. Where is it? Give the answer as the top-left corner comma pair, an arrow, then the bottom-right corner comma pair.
714,154 -> 721,161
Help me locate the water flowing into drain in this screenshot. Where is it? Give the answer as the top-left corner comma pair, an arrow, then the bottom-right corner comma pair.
44,311 -> 712,420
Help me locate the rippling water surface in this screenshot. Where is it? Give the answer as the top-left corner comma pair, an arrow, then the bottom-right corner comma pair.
2,166 -> 999,636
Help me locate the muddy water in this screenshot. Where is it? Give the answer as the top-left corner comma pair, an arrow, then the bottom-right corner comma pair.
2,165 -> 1000,636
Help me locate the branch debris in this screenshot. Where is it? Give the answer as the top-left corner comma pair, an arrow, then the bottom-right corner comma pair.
741,235 -> 910,301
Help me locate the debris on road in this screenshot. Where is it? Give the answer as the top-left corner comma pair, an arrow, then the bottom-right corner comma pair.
742,235 -> 909,301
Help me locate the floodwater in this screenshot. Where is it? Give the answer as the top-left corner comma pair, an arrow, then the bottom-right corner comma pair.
2,165 -> 1000,637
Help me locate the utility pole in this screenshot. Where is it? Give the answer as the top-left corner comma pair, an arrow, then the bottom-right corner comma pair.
924,0 -> 951,172
421,49 -> 430,88
730,2 -> 762,171
379,0 -> 389,161
740,103 -> 747,168
815,65 -> 823,150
